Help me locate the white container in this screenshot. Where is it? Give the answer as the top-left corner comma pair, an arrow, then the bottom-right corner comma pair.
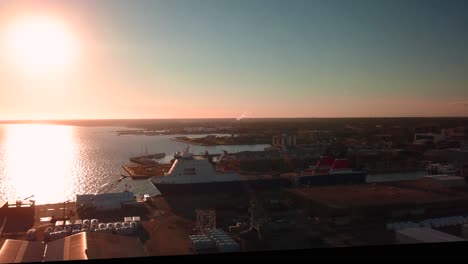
451,217 -> 457,225
445,217 -> 452,226
394,223 -> 401,230
446,218 -> 453,226
438,218 -> 444,226
462,224 -> 468,239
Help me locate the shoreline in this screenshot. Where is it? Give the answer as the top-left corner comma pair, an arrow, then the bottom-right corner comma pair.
170,138 -> 207,146
170,137 -> 270,146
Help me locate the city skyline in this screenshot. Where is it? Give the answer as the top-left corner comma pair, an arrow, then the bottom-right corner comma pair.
0,0 -> 468,120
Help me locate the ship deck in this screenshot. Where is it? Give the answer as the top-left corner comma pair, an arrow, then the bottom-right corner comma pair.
122,164 -> 171,180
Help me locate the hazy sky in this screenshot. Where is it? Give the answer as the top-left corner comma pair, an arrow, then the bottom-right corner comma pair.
0,0 -> 467,119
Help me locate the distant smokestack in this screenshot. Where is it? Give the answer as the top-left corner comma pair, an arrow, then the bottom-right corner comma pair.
236,111 -> 250,121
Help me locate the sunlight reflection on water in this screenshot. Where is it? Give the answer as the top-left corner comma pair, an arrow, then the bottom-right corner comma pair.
3,124 -> 80,204
0,124 -> 270,204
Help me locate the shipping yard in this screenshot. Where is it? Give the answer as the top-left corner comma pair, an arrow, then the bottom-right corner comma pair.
2,118 -> 468,261
1,0 -> 468,261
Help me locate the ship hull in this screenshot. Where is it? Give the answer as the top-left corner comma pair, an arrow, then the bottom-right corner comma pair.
298,172 -> 367,186
152,178 -> 292,196
151,172 -> 367,196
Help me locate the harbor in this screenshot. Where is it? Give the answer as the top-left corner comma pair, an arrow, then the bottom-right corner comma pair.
1,119 -> 468,260
2,0 -> 468,260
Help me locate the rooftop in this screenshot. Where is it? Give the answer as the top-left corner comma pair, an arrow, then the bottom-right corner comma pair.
396,227 -> 466,243
44,232 -> 146,261
286,181 -> 468,210
0,239 -> 45,263
425,175 -> 465,181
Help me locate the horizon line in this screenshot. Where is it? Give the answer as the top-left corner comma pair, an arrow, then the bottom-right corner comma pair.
1,116 -> 468,123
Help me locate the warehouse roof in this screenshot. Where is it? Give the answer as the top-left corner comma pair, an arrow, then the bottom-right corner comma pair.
287,181 -> 468,209
44,232 -> 146,261
396,228 -> 466,243
0,239 -> 45,263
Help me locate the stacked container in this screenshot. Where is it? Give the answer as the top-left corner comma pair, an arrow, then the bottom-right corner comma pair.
206,228 -> 240,253
189,234 -> 215,250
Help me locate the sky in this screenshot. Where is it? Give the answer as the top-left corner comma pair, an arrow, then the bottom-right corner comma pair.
0,0 -> 467,119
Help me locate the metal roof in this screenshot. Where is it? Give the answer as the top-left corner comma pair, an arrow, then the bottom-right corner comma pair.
0,239 -> 45,263
425,175 -> 465,181
76,192 -> 135,210
0,201 -> 8,209
397,227 -> 466,243
287,182 -> 468,210
44,232 -> 146,261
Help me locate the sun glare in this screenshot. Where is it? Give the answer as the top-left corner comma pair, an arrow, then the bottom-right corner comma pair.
4,16 -> 77,75
3,124 -> 77,203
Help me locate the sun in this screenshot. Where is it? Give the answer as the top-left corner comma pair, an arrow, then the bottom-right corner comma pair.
4,16 -> 77,75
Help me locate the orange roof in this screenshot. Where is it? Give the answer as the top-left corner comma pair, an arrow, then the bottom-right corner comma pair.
0,239 -> 45,263
44,232 -> 146,261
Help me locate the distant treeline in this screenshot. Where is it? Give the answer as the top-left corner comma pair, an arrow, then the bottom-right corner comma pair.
1,117 -> 467,131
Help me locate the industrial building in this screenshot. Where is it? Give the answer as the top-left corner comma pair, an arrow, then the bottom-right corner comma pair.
0,239 -> 45,263
0,232 -> 146,262
396,227 -> 466,244
0,200 -> 35,234
76,192 -> 142,219
284,178 -> 468,229
43,232 -> 146,261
